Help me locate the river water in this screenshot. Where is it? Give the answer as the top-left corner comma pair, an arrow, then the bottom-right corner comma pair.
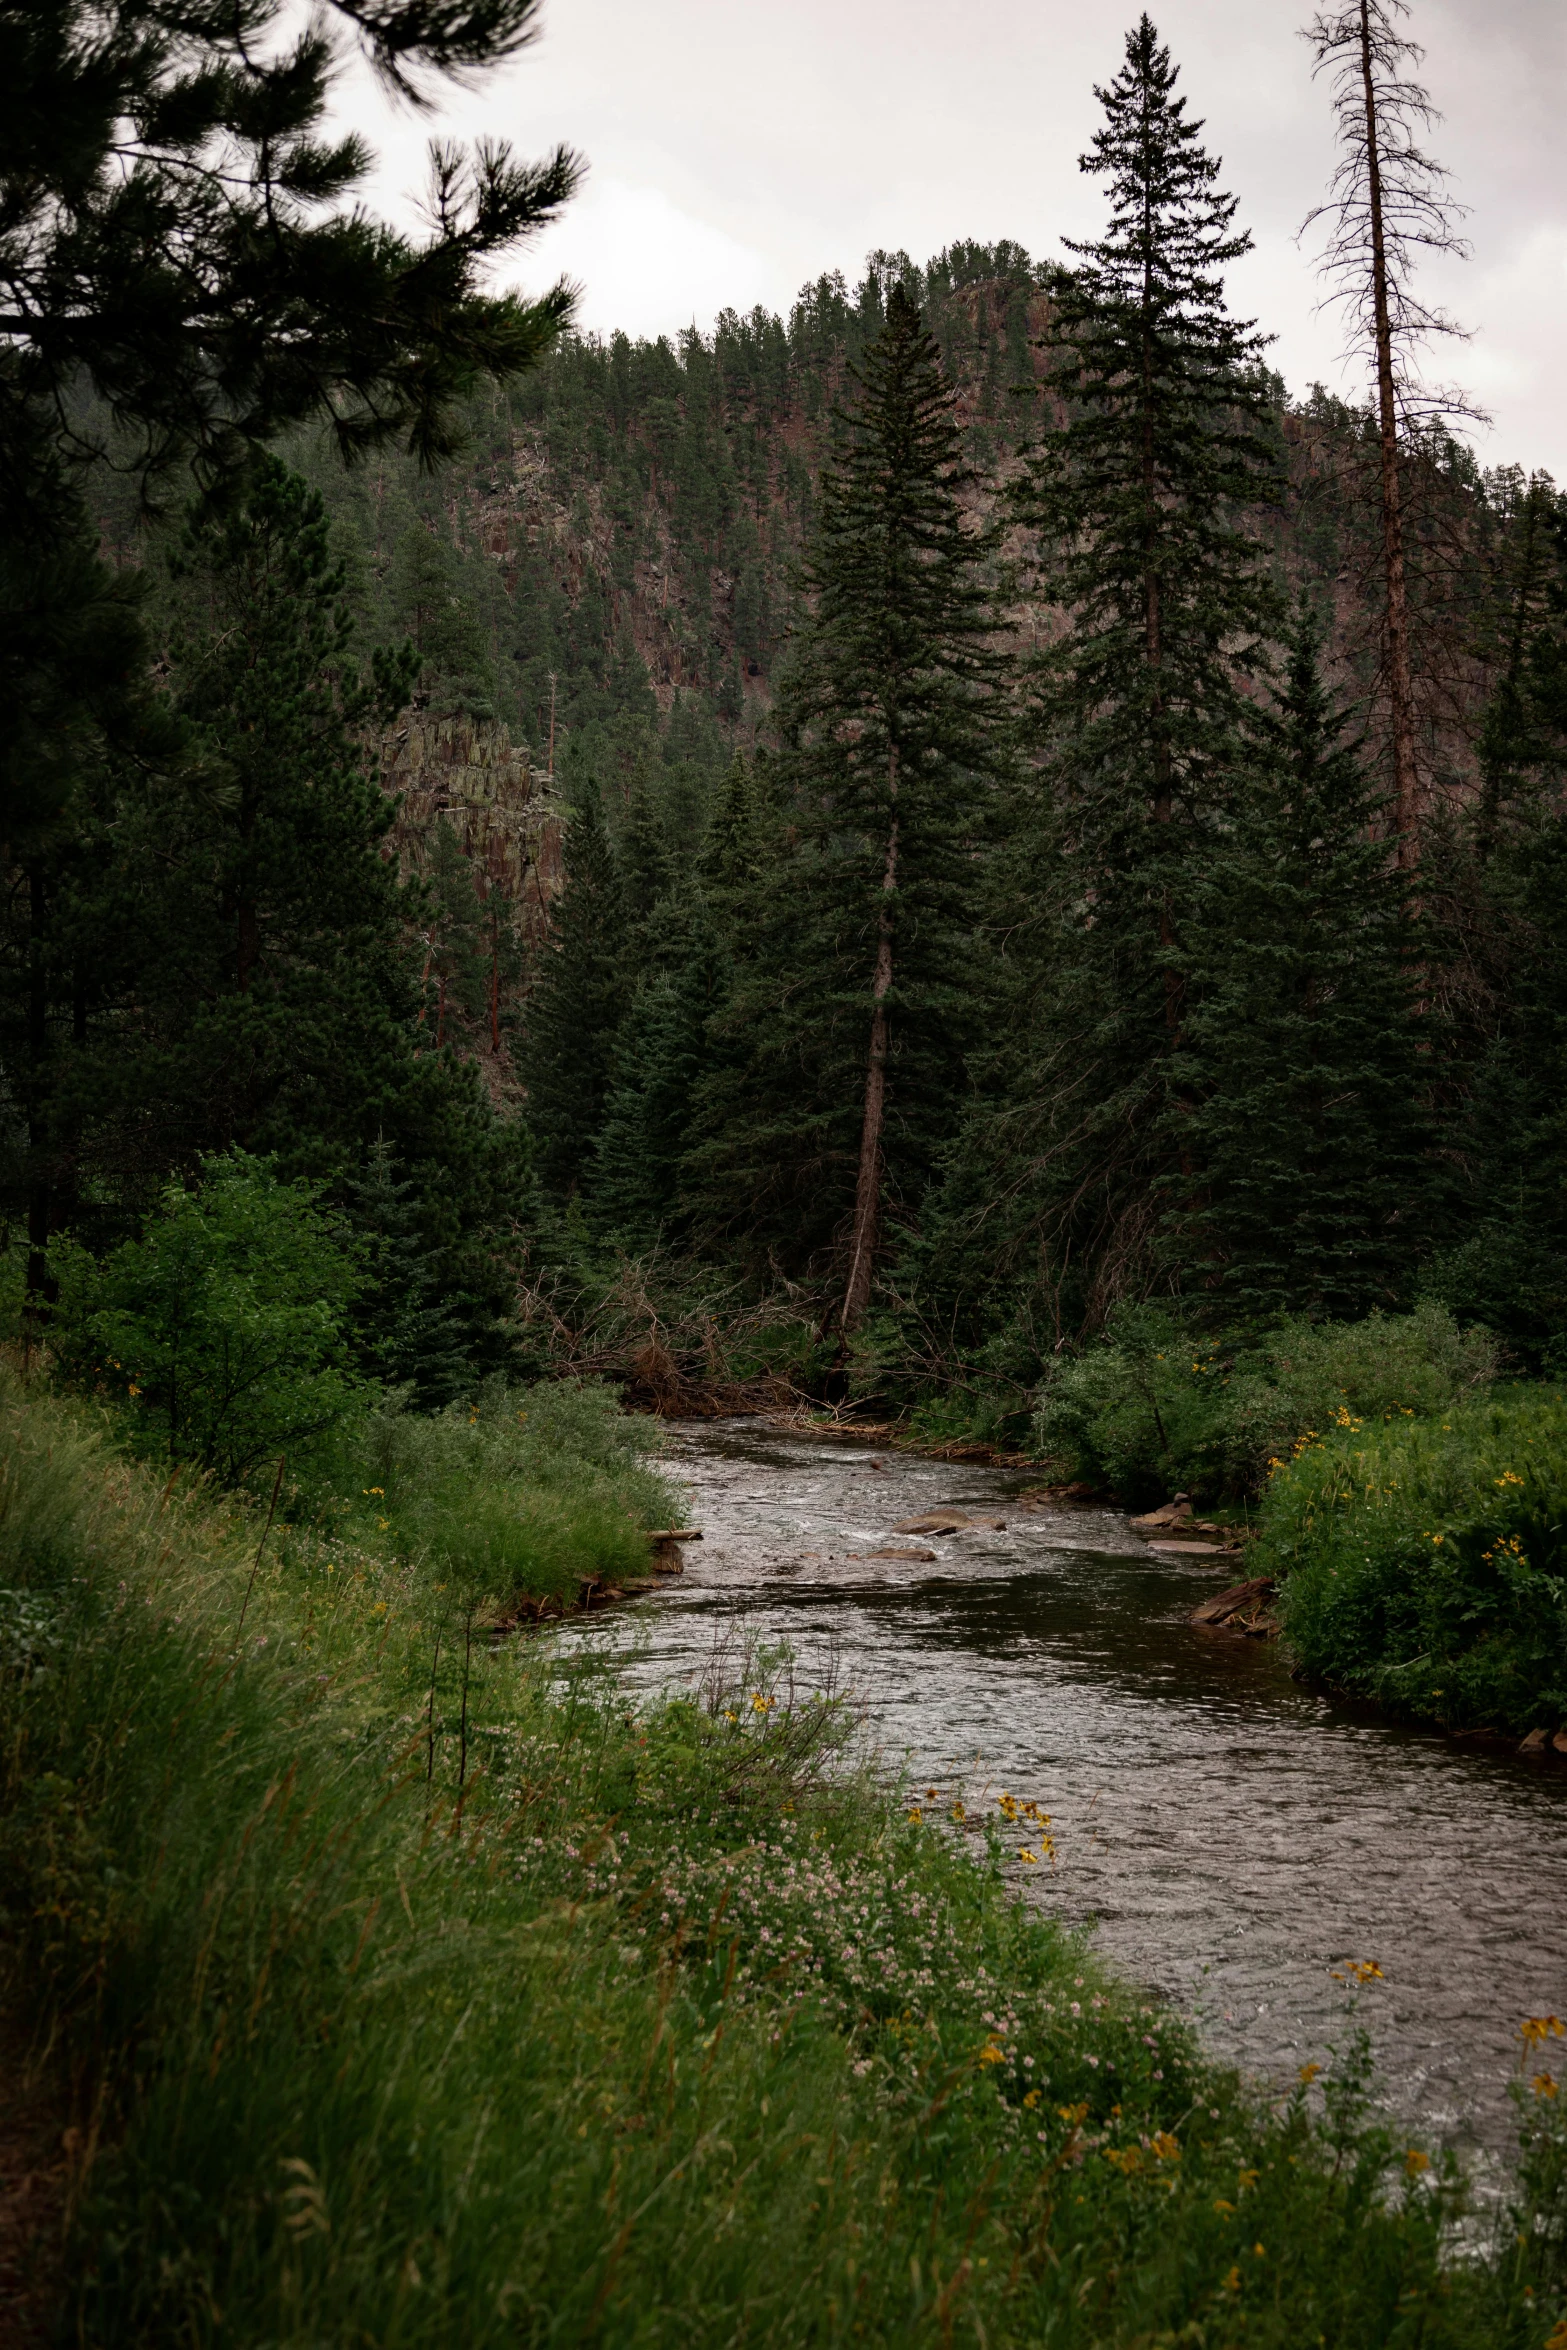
565,1416 -> 1567,2173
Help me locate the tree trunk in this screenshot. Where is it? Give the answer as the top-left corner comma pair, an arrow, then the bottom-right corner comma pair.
1358,0 -> 1420,876
841,760 -> 900,1335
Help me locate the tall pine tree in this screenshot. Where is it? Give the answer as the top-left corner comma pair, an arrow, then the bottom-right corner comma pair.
522,782 -> 628,1197
690,284 -> 1010,1321
1001,13 -> 1282,1317
1171,605 -> 1429,1320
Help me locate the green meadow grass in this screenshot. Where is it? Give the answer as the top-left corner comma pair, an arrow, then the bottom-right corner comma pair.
1,1377 -> 1563,2346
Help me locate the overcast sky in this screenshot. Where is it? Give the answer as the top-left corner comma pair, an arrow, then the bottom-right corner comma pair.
355,0 -> 1567,480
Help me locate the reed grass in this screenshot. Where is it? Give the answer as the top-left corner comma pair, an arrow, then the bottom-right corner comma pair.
1,1375 -> 1562,2345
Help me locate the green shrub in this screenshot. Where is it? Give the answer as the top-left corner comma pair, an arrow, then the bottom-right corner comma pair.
53,1148 -> 369,1483
1033,1301 -> 1497,1505
1264,1387 -> 1567,1734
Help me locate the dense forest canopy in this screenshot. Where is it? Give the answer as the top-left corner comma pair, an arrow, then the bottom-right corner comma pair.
4,3 -> 1567,1444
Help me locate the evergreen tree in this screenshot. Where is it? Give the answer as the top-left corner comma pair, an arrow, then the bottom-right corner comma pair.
2,458 -> 527,1401
341,1139 -> 473,1405
615,764 -> 678,960
690,285 -> 1010,1316
40,461 -> 424,1189
389,523 -> 497,718
1170,607 -> 1430,1320
523,783 -> 628,1196
421,818 -> 490,1046
590,897 -> 728,1244
997,13 -> 1282,1313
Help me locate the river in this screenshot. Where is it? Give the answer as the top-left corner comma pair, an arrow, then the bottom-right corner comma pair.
563,1414 -> 1567,2178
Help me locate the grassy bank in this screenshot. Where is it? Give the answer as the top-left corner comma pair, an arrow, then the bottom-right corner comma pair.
3,1378 -> 1565,2346
1265,1388 -> 1567,1738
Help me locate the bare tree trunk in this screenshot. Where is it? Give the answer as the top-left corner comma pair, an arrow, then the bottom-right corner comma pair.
840,756 -> 900,1335
1358,0 -> 1420,875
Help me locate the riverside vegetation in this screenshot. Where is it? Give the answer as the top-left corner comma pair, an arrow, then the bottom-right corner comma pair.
4,1370 -> 1567,2347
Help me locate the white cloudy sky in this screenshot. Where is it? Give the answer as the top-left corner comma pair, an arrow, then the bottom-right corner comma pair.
351,0 -> 1567,478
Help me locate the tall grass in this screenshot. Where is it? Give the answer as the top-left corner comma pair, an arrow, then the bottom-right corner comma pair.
1265,1387 -> 1567,1733
333,1378 -> 674,1611
2,1376 -> 1563,2345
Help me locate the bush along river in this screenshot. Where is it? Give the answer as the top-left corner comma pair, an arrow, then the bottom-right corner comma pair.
558,1414 -> 1567,2186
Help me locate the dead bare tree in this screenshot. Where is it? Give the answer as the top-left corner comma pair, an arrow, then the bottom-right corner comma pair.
1302,0 -> 1478,877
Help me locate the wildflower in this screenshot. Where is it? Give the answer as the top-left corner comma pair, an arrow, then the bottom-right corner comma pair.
1522,2016 -> 1566,2048
950,1800 -> 966,1822
1405,2149 -> 1430,2177
1298,2062 -> 1322,2085
362,1487 -> 384,1497
1018,1848 -> 1039,1865
977,2041 -> 1005,2066
1533,2074 -> 1559,2099
906,1807 -> 923,1824
1496,1470 -> 1524,1488
1224,2267 -> 1242,2292
1150,2132 -> 1179,2162
1253,2243 -> 1266,2259
751,1692 -> 776,1713
1213,2198 -> 1234,2215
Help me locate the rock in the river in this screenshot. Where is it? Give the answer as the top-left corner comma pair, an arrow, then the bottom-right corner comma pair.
1130,1496 -> 1193,1530
864,1546 -> 938,1562
895,1510 -> 974,1533
1519,1727 -> 1550,1753
1147,1539 -> 1241,1557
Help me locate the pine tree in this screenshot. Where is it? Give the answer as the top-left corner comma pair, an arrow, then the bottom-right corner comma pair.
420,819 -> 490,1047
1001,13 -> 1282,1310
388,523 -> 497,718
61,461 -> 423,1175
590,896 -> 727,1245
522,783 -> 629,1197
1170,606 -> 1430,1320
341,1139 -> 473,1404
614,762 -> 679,974
690,284 -> 1010,1317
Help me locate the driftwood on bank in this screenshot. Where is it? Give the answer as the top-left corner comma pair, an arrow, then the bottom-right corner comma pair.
1189,1576 -> 1279,1638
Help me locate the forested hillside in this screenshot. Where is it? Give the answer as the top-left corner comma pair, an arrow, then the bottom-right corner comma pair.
248,227 -> 1565,1414
8,7 -> 1567,1437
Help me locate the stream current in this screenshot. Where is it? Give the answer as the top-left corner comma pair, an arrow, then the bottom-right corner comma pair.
562,1416 -> 1567,2171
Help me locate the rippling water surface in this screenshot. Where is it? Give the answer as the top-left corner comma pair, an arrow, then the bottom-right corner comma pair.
562,1416 -> 1567,2168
